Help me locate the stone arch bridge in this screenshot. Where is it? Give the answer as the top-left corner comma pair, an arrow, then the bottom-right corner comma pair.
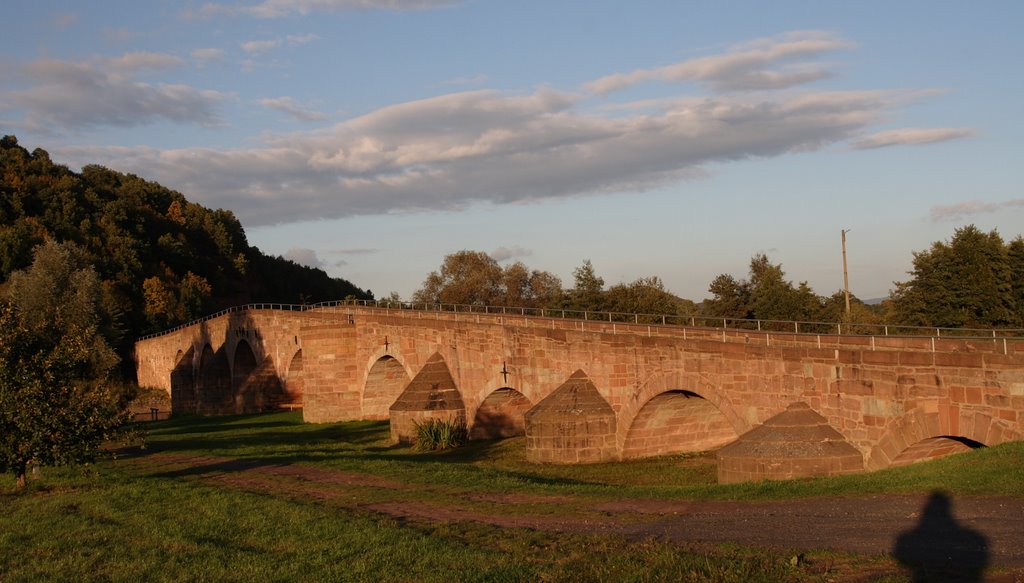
135,304 -> 1024,481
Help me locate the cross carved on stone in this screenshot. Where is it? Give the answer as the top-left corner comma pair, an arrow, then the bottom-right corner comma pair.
383,336 -> 389,353
500,361 -> 511,384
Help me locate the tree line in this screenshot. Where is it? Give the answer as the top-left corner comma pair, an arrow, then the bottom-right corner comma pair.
409,225 -> 1024,329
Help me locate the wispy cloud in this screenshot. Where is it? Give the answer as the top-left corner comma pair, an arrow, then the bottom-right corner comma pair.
45,31 -> 946,227
585,30 -> 852,95
330,248 -> 379,255
106,52 -> 184,73
241,33 -> 318,55
53,12 -> 79,29
490,246 -> 532,262
102,28 -> 142,43
241,39 -> 282,54
852,127 -> 974,149
58,85 -> 912,225
260,96 -> 328,121
200,0 -> 460,19
930,199 -> 1024,222
283,248 -> 325,268
2,56 -> 223,130
192,48 -> 227,65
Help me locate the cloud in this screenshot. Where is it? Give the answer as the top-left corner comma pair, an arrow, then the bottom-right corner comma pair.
851,127 -> 974,149
57,85 -> 906,226
585,30 -> 851,95
201,0 -> 460,18
930,199 -> 1024,222
106,52 -> 184,73
2,56 -> 224,130
53,12 -> 79,29
45,33 -> 943,228
241,33 -> 318,55
102,28 -> 142,43
330,248 -> 378,255
260,96 -> 328,121
192,48 -> 227,65
283,248 -> 325,268
241,39 -> 282,54
287,33 -> 320,46
490,246 -> 533,262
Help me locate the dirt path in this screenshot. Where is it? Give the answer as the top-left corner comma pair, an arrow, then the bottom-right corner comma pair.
127,453 -> 1024,577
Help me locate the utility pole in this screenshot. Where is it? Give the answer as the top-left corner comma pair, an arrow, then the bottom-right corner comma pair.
841,229 -> 851,321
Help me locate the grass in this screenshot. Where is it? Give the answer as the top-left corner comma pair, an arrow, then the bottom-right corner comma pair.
413,417 -> 469,451
2,411 -> 1022,582
130,412 -> 1024,501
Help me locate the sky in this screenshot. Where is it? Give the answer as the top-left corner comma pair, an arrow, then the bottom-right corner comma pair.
3,1 -> 1023,302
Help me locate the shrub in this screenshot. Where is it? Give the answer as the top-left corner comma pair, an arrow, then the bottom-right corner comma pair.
413,417 -> 468,451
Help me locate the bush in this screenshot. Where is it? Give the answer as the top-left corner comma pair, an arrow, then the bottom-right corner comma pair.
413,418 -> 468,451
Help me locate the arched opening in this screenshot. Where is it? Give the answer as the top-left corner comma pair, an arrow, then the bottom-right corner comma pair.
622,390 -> 738,459
170,347 -> 196,414
363,355 -> 409,419
889,436 -> 985,467
283,349 -> 304,407
470,388 -> 532,440
232,340 -> 259,413
197,344 -> 231,414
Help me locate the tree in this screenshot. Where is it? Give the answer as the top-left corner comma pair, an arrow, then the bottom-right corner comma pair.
1,241 -> 126,489
412,250 -> 503,305
890,226 -> 1017,327
703,273 -> 751,319
605,276 -> 693,321
411,251 -> 563,308
702,254 -> 829,323
565,260 -> 605,312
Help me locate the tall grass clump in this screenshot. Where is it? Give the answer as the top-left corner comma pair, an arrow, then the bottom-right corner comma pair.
413,418 -> 468,451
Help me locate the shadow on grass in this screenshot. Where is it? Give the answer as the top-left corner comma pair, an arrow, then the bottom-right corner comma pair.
135,415 -> 611,490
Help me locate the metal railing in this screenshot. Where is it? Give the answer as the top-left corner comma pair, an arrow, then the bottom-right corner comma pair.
136,298 -> 1024,342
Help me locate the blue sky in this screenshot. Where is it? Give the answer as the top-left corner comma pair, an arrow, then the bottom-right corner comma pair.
3,1 -> 1023,301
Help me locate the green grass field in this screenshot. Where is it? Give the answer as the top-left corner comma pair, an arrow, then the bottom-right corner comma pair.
2,412 -> 1022,582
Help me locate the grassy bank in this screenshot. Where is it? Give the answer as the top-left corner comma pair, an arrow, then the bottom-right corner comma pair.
2,412 -> 1021,582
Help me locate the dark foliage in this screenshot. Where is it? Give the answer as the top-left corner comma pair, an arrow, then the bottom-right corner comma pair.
0,136 -> 371,377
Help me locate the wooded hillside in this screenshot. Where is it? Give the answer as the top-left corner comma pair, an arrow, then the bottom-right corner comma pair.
0,135 -> 370,375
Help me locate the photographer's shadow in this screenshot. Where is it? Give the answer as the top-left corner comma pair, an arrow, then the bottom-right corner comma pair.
894,491 -> 989,582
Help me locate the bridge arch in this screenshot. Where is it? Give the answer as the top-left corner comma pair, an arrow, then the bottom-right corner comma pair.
232,339 -> 259,413
865,404 -> 1022,470
362,351 -> 412,419
615,371 -> 747,454
469,387 -> 532,440
197,343 -> 231,414
283,349 -> 304,406
621,389 -> 740,459
170,347 -> 196,414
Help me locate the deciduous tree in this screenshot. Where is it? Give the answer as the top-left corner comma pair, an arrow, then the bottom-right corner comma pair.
1,241 -> 127,489
890,225 -> 1017,327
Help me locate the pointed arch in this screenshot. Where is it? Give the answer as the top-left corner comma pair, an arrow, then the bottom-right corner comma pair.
283,349 -> 304,406
232,339 -> 259,413
363,355 -> 411,419
622,390 -> 739,459
470,387 -> 532,440
170,347 -> 196,414
197,343 -> 231,414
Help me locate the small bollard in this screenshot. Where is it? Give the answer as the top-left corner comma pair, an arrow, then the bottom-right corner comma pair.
150,407 -> 159,421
